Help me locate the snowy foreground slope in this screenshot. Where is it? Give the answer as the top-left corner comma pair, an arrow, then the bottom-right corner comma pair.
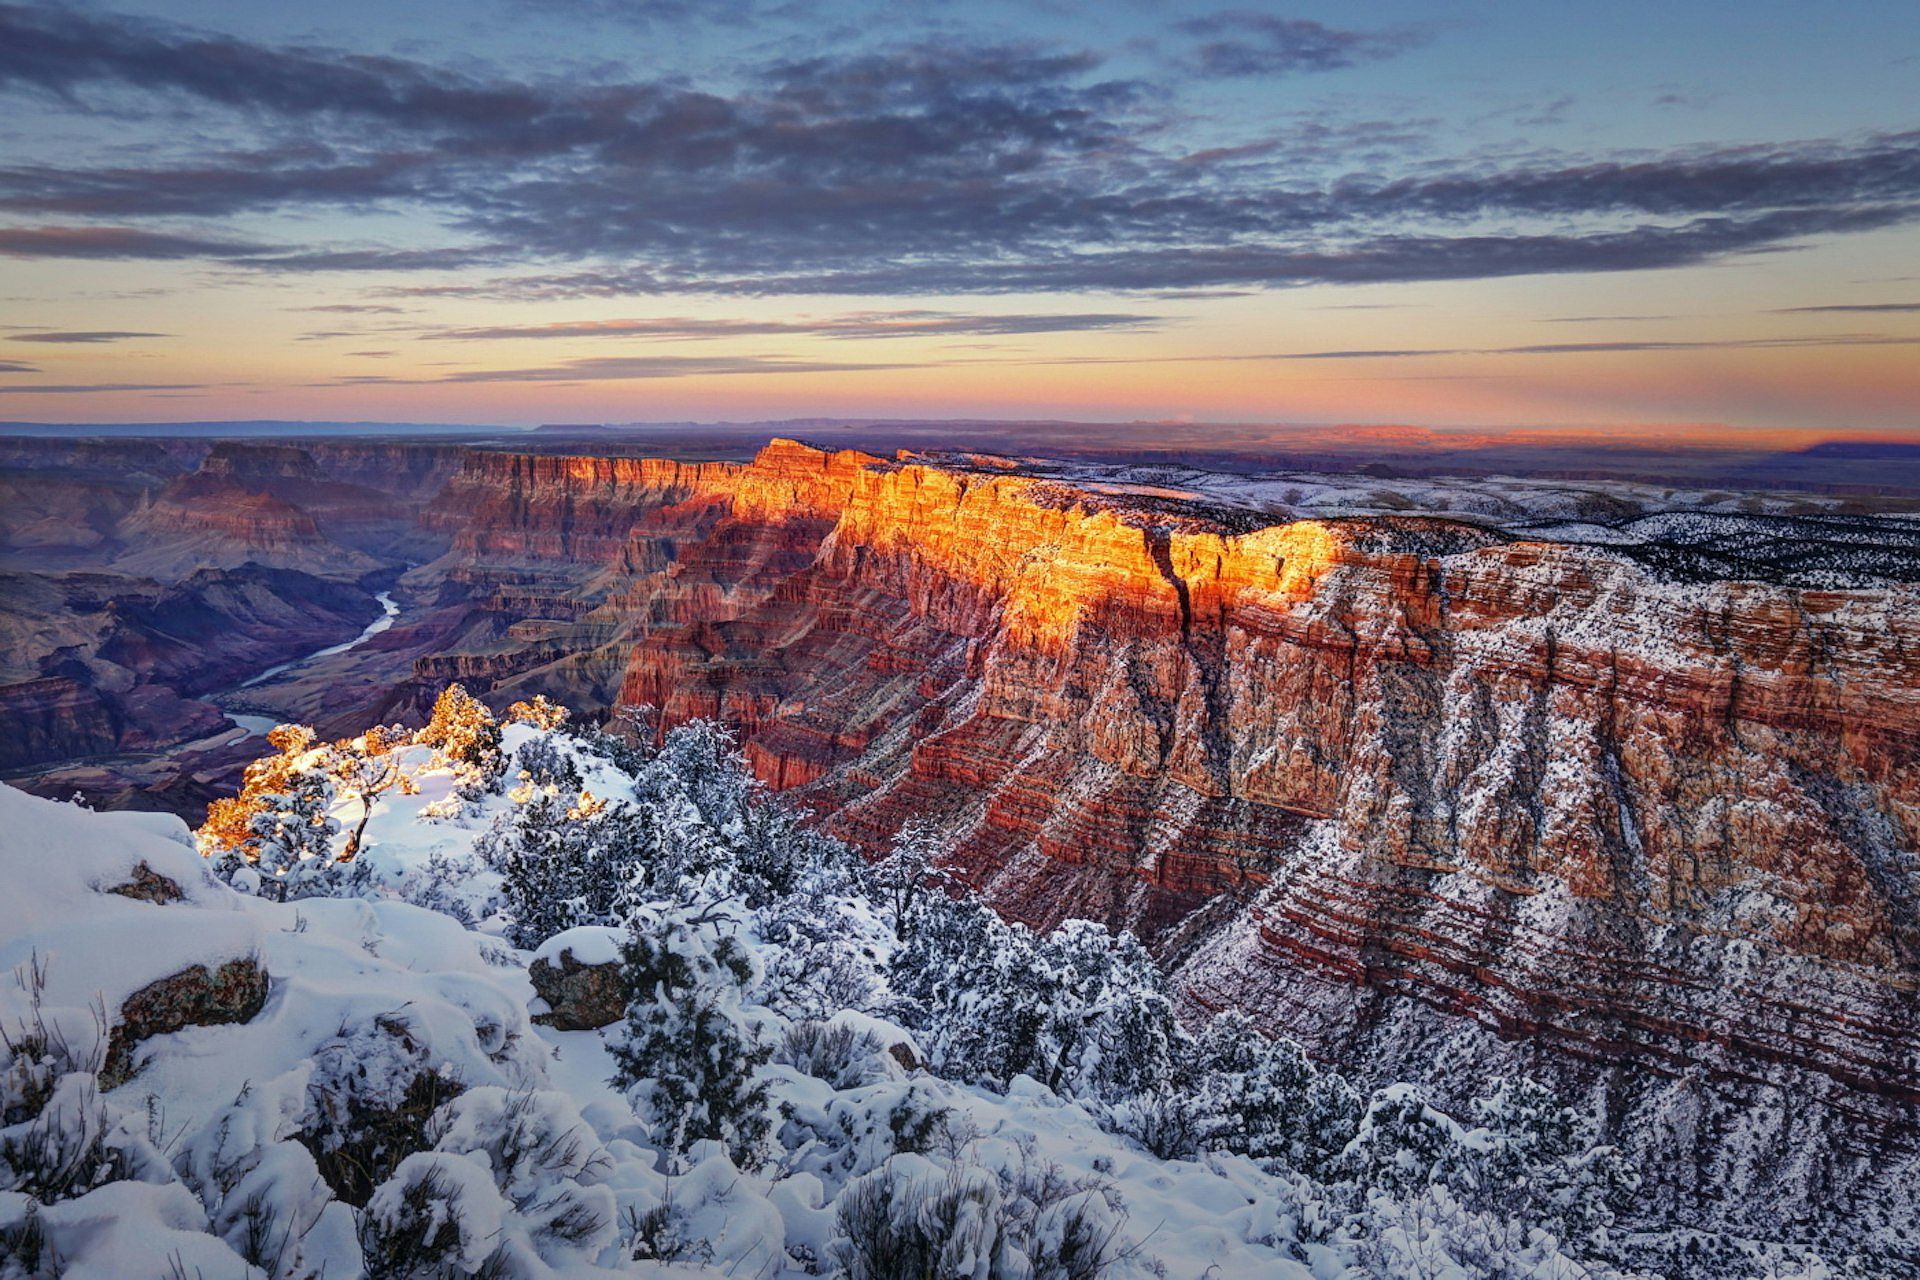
0,697 -> 1903,1278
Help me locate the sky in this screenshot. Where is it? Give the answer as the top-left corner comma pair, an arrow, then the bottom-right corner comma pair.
0,0 -> 1916,437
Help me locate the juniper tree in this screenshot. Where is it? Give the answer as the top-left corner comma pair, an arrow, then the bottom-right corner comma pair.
607,907 -> 772,1171
415,683 -> 504,796
328,725 -> 411,860
869,818 -> 955,941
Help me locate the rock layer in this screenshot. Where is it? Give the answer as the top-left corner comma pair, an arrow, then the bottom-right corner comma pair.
424,439 -> 1919,1226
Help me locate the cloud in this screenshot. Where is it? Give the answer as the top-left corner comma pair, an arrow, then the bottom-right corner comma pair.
424,311 -> 1166,341
243,246 -> 502,272
10,330 -> 166,343
0,381 -> 209,393
1,6 -> 1917,301
389,204 -> 1914,297
324,354 -> 929,384
0,360 -> 39,373
294,303 -> 412,314
0,224 -> 267,259
1776,301 -> 1920,313
1026,332 -> 1920,367
1175,12 -> 1426,78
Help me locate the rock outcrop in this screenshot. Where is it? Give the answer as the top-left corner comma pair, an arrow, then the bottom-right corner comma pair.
101,957 -> 270,1087
528,948 -> 625,1031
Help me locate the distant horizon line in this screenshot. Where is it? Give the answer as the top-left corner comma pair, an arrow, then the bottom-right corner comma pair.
5,416 -> 1918,442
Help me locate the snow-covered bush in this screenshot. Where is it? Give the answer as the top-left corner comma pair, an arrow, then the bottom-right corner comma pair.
776,1021 -> 898,1091
831,1157 -> 1023,1280
607,904 -> 773,1170
0,958 -> 163,1207
358,1150 -> 511,1278
172,1077 -> 344,1279
416,683 -> 506,800
298,1012 -> 467,1205
512,733 -> 582,793
504,694 -> 570,732
425,1087 -> 618,1264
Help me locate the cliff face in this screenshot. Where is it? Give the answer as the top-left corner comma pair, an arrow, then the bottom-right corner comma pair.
428,438 -> 1920,1225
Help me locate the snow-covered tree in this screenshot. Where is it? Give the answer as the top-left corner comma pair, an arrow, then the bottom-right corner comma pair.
415,683 -> 504,797
868,818 -> 956,941
1468,1075 -> 1639,1243
1329,1076 -> 1639,1253
890,894 -> 1049,1089
480,787 -> 647,948
1037,921 -> 1181,1102
1189,1010 -> 1361,1176
328,724 -> 412,860
607,905 -> 772,1171
198,723 -> 317,863
242,764 -> 350,901
512,734 -> 581,793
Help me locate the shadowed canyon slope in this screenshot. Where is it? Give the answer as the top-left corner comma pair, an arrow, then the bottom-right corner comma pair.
4,434 -> 1917,1231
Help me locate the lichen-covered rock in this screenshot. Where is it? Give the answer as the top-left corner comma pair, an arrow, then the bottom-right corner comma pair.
106,861 -> 184,905
102,957 -> 269,1087
528,948 -> 624,1031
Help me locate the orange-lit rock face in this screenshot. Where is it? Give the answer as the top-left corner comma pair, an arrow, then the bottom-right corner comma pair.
432,438 -> 1920,1218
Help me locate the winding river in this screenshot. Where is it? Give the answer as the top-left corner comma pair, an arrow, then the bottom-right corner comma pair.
238,590 -> 400,690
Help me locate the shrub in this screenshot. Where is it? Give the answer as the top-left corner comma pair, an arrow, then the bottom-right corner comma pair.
607,907 -> 772,1171
358,1152 -> 509,1279
776,1022 -> 897,1092
297,1013 -> 464,1207
417,684 -> 505,798
831,1160 -> 1021,1280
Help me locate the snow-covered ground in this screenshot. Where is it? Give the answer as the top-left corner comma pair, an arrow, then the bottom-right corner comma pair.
0,708 -> 1888,1278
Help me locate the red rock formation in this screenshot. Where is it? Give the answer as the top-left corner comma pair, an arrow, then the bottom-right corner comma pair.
407,438 -> 1920,1222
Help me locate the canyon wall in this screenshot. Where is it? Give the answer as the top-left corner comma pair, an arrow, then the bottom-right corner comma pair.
427,438 -> 1920,1229
9,435 -> 1914,1232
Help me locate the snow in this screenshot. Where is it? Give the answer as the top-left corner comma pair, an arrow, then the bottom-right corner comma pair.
0,718 -> 1883,1277
532,926 -> 625,969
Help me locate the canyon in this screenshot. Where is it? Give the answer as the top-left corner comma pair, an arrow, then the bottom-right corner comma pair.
3,431 -> 1917,1238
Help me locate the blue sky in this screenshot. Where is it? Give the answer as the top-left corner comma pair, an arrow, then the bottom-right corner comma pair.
0,1 -> 1915,432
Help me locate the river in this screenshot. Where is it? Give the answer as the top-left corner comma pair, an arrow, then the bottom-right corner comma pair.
238,590 -> 400,690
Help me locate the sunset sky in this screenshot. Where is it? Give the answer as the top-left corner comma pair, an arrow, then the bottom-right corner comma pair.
1,1 -> 1916,435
